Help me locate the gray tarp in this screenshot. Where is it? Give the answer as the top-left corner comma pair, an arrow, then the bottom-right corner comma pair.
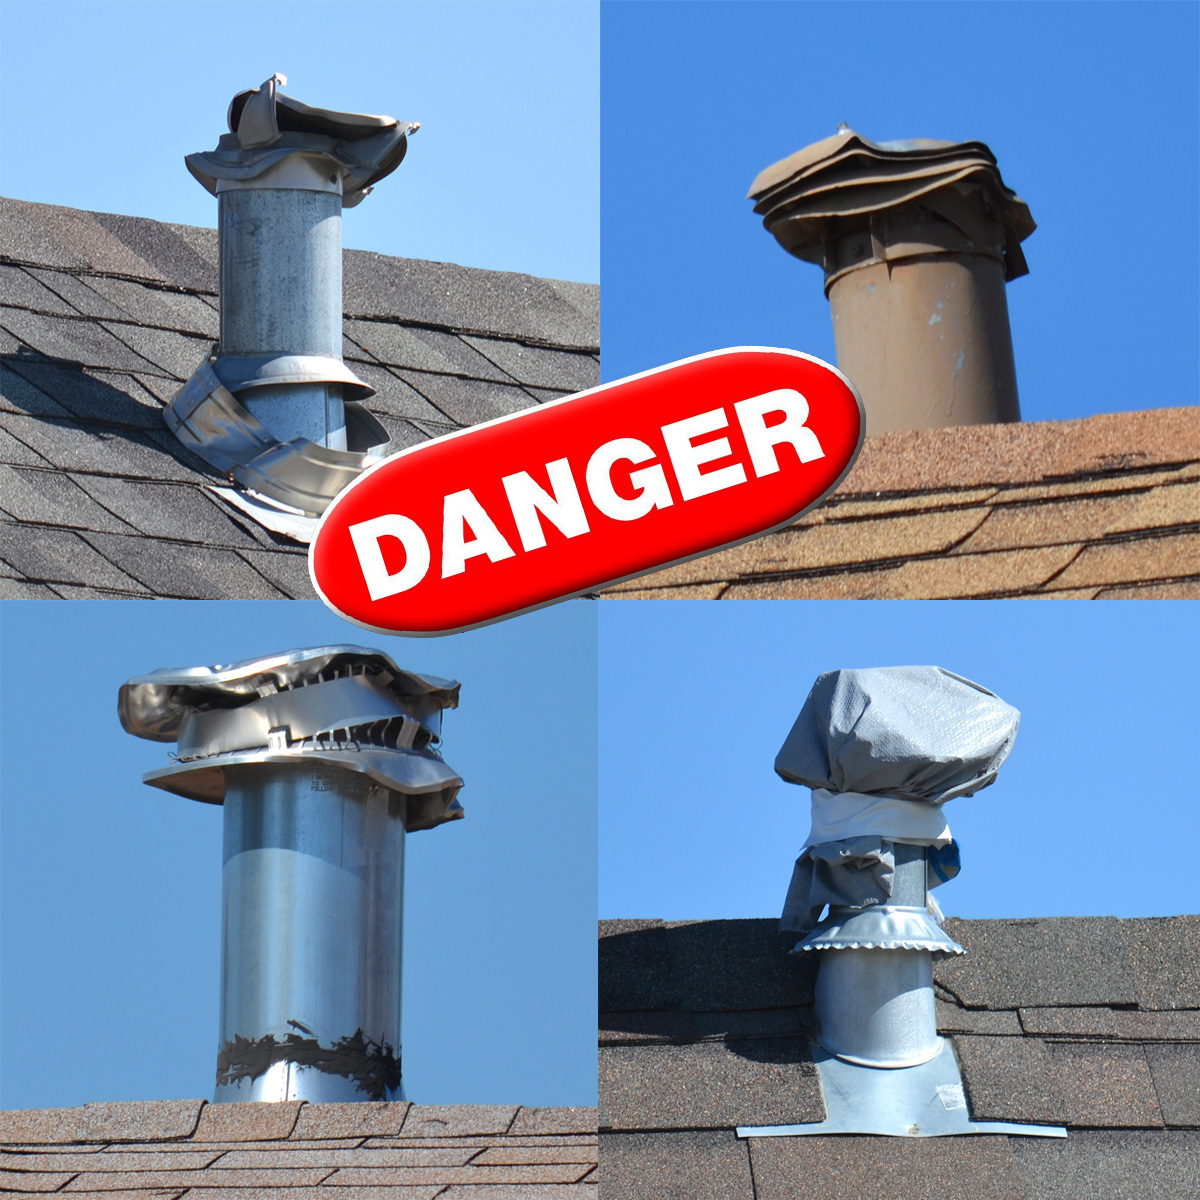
776,667 -> 1018,934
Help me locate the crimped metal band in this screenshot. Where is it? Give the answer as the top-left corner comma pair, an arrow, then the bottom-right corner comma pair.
794,905 -> 966,956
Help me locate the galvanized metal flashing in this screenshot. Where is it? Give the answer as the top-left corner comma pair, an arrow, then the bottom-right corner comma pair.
738,1041 -> 1067,1139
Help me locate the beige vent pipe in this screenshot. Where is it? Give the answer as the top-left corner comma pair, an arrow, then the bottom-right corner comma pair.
748,129 -> 1036,436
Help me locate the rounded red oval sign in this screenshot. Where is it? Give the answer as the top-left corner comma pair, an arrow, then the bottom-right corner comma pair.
310,347 -> 863,634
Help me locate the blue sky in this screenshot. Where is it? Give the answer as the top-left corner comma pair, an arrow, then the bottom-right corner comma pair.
0,1 -> 598,283
598,601 -> 1200,923
0,599 -> 597,1112
600,1 -> 1199,422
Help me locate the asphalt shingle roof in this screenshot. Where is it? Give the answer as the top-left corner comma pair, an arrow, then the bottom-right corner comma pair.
0,197 -> 599,599
0,1101 -> 597,1196
598,916 -> 1200,1200
606,406 -> 1200,600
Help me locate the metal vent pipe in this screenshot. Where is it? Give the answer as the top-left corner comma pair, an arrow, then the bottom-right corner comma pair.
166,75 -> 418,534
748,130 -> 1036,436
119,646 -> 464,1102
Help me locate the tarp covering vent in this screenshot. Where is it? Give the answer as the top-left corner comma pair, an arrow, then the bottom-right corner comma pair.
748,129 -> 1036,435
736,666 -> 1063,1139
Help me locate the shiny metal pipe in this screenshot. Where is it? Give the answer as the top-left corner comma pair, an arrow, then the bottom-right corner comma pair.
215,761 -> 405,1102
217,160 -> 347,448
812,845 -> 941,1068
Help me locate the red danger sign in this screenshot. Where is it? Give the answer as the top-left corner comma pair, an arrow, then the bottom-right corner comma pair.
310,348 -> 864,634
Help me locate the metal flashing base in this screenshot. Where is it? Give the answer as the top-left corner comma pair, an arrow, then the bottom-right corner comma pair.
737,1040 -> 1065,1139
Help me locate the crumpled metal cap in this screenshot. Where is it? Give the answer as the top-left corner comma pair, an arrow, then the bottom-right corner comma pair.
186,74 -> 419,207
747,127 -> 1035,282
119,645 -> 459,743
775,666 -> 1020,805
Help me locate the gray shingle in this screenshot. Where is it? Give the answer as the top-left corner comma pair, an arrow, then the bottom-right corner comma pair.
0,201 -> 166,280
0,422 -> 54,466
77,533 -> 286,599
4,360 -> 165,429
0,266 -> 78,317
84,277 -> 219,338
599,1131 -> 753,1200
1,415 -> 211,484
936,918 -> 1139,1009
24,269 -> 131,320
395,369 -> 536,426
349,360 -> 450,424
0,465 -> 136,533
0,522 -> 147,592
600,1038 -> 822,1131
343,251 -> 598,349
461,336 -> 599,392
89,210 -> 218,292
234,548 -> 316,600
0,577 -> 58,598
1010,1130 -> 1200,1200
0,308 -> 159,373
749,1135 -> 1028,1200
100,323 -> 209,381
344,320 -> 514,382
1,361 -> 74,419
1144,1044 -> 1200,1127
373,415 -> 439,453
71,476 -> 266,549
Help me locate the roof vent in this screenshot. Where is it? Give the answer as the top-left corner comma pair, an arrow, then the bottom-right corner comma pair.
748,130 -> 1035,436
738,666 -> 1065,1139
166,76 -> 419,541
119,645 -> 461,1102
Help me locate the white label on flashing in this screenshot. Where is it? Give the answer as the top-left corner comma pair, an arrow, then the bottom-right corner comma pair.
937,1084 -> 967,1111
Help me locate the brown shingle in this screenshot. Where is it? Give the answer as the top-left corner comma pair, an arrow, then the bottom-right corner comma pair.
507,1108 -> 598,1136
398,1105 -> 519,1138
1049,1043 -> 1164,1128
955,1035 -> 1066,1125
0,1100 -> 204,1145
191,1102 -> 303,1143
600,1039 -> 823,1131
1018,1007 -> 1200,1040
1047,530 -> 1200,590
60,1166 -> 331,1190
471,1146 -> 600,1165
288,1101 -> 410,1141
324,1163 -> 590,1185
748,1134 -> 1027,1200
0,1168 -> 80,1192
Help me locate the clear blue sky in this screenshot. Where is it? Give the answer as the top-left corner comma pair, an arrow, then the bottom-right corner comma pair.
600,1 -> 1199,422
0,1 -> 598,283
0,599 -> 597,1112
598,601 -> 1200,922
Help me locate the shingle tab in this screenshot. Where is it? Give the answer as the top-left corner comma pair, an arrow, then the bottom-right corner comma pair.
1011,1130 -> 1200,1200
599,1131 -> 753,1200
955,1035 -> 1065,1125
0,266 -> 79,317
748,1135 -> 1028,1200
600,1038 -> 822,1131
0,309 -> 159,373
344,320 -> 515,382
1144,1044 -> 1200,1127
935,918 -> 1140,1009
1048,1043 -> 1163,1128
